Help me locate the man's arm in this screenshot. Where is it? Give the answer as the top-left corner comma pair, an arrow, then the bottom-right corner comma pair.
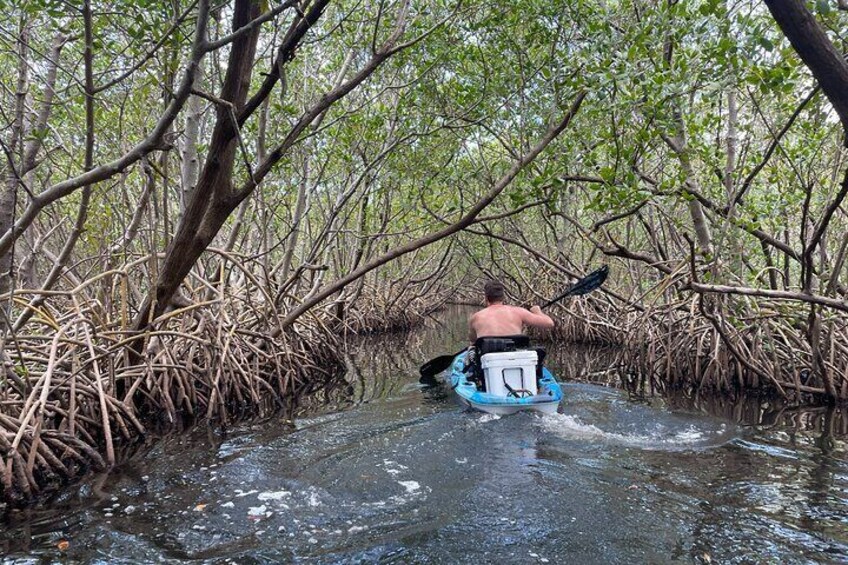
521,305 -> 555,329
468,313 -> 478,342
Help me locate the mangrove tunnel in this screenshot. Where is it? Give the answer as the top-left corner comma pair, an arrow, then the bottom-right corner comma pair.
1,0 -> 848,560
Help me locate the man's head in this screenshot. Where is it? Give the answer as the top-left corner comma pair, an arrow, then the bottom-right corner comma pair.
484,280 -> 505,304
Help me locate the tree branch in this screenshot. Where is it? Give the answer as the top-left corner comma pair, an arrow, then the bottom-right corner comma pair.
203,0 -> 298,51
690,282 -> 848,313
764,0 -> 848,143
274,91 -> 587,331
0,0 -> 211,259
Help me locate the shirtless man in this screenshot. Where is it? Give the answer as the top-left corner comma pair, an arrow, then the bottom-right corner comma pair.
468,280 -> 554,342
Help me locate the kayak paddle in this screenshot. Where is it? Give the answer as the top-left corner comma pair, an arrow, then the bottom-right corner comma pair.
418,265 -> 609,383
541,263 -> 609,306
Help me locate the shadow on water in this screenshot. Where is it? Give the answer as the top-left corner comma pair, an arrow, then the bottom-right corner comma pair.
2,306 -> 847,563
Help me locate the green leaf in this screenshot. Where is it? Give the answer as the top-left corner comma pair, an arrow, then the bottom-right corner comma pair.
757,35 -> 774,52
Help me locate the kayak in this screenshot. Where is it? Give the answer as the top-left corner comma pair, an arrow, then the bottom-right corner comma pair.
447,351 -> 563,415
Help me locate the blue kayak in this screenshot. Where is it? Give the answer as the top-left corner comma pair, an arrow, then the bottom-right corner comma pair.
447,351 -> 563,415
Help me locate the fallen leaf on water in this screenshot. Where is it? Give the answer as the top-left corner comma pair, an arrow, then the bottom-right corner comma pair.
57,540 -> 70,551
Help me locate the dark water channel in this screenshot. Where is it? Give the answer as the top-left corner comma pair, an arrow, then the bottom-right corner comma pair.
3,307 -> 848,563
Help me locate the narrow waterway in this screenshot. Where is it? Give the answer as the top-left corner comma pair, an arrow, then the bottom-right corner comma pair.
2,307 -> 847,563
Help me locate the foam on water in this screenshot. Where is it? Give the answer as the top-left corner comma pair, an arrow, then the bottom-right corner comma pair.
397,480 -> 421,494
539,413 -> 728,450
257,490 -> 292,501
476,413 -> 501,424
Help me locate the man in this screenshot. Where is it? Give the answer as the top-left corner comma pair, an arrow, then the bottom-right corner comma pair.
465,280 -> 554,391
468,280 -> 554,342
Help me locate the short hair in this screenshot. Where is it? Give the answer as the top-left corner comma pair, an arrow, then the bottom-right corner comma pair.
484,280 -> 505,303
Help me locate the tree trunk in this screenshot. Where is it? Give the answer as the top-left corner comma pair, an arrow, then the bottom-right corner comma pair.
133,0 -> 405,333
659,4 -> 713,257
181,61 -> 204,219
763,0 -> 848,143
661,122 -> 714,257
133,0 -> 264,331
0,18 -> 29,317
277,159 -> 310,287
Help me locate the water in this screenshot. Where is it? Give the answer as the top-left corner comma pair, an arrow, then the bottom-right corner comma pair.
2,308 -> 847,563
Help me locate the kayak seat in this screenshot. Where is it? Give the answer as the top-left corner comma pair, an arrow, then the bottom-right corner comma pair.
474,335 -> 530,354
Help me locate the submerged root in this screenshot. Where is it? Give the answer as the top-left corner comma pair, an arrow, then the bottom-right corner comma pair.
545,288 -> 848,404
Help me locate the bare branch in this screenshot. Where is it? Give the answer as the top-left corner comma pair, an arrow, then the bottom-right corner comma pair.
0,0 -> 211,259
203,0 -> 298,51
691,282 -> 848,313
94,0 -> 200,93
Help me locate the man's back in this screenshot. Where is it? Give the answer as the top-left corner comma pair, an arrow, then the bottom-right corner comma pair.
469,304 -> 553,341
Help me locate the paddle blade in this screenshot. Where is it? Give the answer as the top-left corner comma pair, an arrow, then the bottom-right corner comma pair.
543,265 -> 609,307
419,354 -> 456,380
565,264 -> 608,296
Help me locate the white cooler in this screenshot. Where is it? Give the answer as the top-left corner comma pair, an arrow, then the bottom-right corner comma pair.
480,350 -> 538,397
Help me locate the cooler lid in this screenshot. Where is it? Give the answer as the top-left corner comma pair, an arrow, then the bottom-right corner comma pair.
480,350 -> 538,367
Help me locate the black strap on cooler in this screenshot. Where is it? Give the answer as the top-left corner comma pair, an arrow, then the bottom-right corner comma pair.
503,381 -> 519,397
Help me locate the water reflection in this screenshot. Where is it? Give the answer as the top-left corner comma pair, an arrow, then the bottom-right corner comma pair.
1,311 -> 847,563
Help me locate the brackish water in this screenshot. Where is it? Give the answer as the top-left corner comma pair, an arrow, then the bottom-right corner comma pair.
2,308 -> 848,563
